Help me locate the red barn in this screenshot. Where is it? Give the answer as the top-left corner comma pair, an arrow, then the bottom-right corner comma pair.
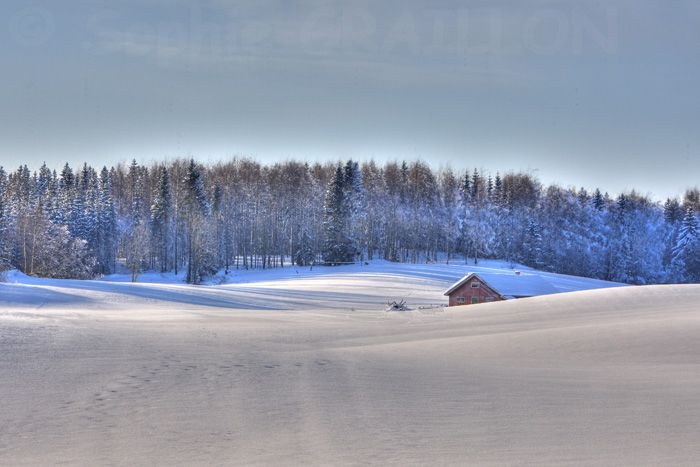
444,272 -> 558,306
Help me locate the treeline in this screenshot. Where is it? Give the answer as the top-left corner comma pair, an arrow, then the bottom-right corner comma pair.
0,158 -> 698,284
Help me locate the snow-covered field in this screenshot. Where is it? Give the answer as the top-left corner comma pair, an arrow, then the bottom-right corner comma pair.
2,262 -> 699,465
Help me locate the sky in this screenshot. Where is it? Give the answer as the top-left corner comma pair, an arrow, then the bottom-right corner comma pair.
1,0 -> 699,200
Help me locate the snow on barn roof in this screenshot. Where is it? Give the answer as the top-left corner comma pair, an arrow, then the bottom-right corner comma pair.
444,271 -> 559,299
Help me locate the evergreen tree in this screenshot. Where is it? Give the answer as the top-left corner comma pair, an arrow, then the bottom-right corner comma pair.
122,160 -> 150,280
128,159 -> 149,224
96,167 -> 117,274
74,164 -> 101,272
295,230 -> 315,266
439,168 -> 460,264
522,219 -> 544,268
322,166 -> 354,264
683,188 -> 700,214
592,188 -> 605,211
151,166 -> 172,273
0,167 -> 10,271
461,171 -> 471,203
664,198 -> 683,224
343,160 -> 367,260
184,159 -> 212,283
471,168 -> 482,201
493,172 -> 503,205
460,169 -> 494,265
674,208 -> 698,254
55,163 -> 75,226
670,208 -> 700,281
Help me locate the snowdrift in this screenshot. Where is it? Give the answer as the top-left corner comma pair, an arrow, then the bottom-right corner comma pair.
1,268 -> 699,465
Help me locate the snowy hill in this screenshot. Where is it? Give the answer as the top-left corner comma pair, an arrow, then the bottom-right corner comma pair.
1,260 -> 623,313
3,263 -> 698,465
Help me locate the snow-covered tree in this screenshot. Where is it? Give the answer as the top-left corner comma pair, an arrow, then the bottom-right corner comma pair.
439,168 -> 460,263
151,165 -> 172,273
343,160 -> 367,261
0,158 -> 695,286
670,207 -> 700,282
45,226 -> 96,279
522,218 -> 544,269
96,167 -> 117,275
183,159 -> 213,283
0,167 -> 11,271
323,166 -> 354,265
459,169 -> 495,265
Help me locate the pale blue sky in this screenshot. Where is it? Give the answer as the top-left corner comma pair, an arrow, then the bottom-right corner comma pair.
2,0 -> 699,199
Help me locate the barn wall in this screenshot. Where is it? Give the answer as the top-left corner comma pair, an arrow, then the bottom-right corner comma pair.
448,277 -> 502,306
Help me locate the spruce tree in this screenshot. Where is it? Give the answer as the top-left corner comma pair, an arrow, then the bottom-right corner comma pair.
522,219 -> 544,268
592,188 -> 605,211
151,166 -> 172,273
670,207 -> 700,281
664,198 -> 683,224
97,167 -> 117,274
493,172 -> 503,205
322,166 -> 354,264
343,160 -> 366,260
0,167 -> 10,271
184,159 -> 211,283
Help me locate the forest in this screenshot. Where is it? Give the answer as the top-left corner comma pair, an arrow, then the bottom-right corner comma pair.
0,158 -> 698,284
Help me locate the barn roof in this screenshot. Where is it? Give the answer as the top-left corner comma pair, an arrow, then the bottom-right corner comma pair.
444,272 -> 559,298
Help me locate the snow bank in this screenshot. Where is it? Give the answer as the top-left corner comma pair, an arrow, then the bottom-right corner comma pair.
3,265 -> 694,465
